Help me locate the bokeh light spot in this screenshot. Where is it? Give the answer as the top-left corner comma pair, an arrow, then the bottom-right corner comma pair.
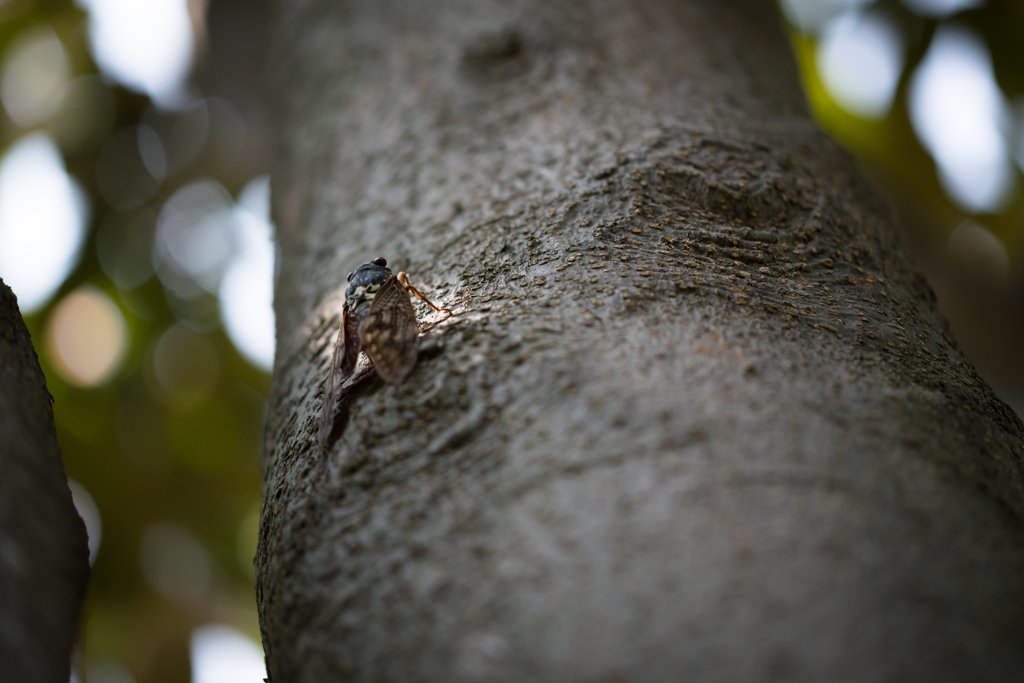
153,179 -> 235,297
46,287 -> 129,388
76,0 -> 195,109
1012,97 -> 1024,174
137,124 -> 167,183
816,9 -> 904,120
220,175 -> 275,371
0,133 -> 89,314
139,523 -> 212,604
189,625 -> 266,683
1,25 -> 69,126
946,219 -> 1009,283
68,479 -> 102,565
908,24 -> 1016,213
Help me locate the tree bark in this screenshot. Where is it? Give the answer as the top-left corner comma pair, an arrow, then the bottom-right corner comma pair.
0,281 -> 89,682
257,0 -> 1024,680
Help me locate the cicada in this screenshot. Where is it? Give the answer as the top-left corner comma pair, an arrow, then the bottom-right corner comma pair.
318,257 -> 448,452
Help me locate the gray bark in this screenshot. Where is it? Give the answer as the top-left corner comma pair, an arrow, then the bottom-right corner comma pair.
0,281 -> 89,682
257,0 -> 1024,680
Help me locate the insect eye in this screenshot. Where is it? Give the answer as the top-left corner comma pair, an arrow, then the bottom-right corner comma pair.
372,257 -> 387,267
346,272 -> 353,282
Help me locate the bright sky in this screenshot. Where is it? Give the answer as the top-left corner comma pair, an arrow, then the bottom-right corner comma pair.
220,176 -> 276,372
75,0 -> 195,108
909,24 -> 1016,213
817,8 -> 904,120
190,625 -> 266,683
0,134 -> 88,313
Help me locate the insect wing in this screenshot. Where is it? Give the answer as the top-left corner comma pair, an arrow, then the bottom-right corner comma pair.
358,275 -> 419,384
318,309 -> 361,453
340,307 -> 362,377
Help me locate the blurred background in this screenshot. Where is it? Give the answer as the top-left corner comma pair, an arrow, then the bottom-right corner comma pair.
0,0 -> 271,681
782,0 -> 1024,412
0,0 -> 1021,681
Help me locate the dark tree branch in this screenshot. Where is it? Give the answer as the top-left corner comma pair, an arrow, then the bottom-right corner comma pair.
0,281 -> 89,683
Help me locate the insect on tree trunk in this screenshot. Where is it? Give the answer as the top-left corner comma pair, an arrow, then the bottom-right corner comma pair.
257,0 -> 1024,680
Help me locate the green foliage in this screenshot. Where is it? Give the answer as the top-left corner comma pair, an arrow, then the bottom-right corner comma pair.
784,0 -> 1024,253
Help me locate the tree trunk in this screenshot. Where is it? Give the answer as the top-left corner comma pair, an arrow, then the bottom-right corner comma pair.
257,0 -> 1024,680
0,281 -> 90,682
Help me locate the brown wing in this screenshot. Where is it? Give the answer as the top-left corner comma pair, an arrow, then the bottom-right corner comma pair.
340,307 -> 362,377
358,275 -> 419,384
318,308 -> 362,453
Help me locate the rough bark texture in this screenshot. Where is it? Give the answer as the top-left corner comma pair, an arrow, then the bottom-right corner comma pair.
0,281 -> 89,682
258,0 -> 1024,680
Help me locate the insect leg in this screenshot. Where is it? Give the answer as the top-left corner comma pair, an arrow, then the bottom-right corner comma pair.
397,272 -> 451,313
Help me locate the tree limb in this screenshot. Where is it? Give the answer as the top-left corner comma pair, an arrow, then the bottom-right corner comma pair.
0,281 -> 89,683
258,0 -> 1024,679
